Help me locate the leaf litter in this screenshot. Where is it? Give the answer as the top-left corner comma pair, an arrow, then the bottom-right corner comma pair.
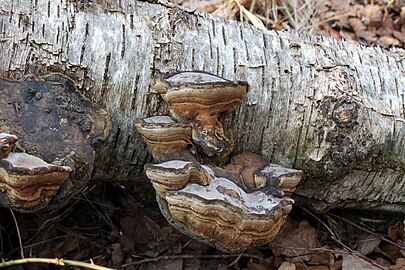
172,0 -> 405,48
1,184 -> 405,269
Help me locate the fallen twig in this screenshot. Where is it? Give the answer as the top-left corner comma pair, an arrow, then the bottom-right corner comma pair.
300,207 -> 386,270
9,209 -> 24,259
0,258 -> 114,270
327,212 -> 405,250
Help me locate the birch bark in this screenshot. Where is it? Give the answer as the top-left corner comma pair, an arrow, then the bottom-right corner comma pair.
0,0 -> 404,212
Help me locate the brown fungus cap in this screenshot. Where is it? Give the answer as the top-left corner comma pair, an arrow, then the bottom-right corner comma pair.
0,152 -> 72,212
149,160 -> 294,253
144,160 -> 210,198
222,153 -> 303,197
135,116 -> 194,162
254,162 -> 304,197
0,133 -> 18,159
154,71 -> 247,158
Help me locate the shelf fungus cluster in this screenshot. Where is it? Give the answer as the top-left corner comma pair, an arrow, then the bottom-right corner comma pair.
136,71 -> 303,252
0,74 -> 110,212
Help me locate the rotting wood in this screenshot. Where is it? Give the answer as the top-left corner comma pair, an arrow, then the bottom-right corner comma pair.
0,0 -> 403,212
0,74 -> 109,211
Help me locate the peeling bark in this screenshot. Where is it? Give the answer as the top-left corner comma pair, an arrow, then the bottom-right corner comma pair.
0,0 -> 404,212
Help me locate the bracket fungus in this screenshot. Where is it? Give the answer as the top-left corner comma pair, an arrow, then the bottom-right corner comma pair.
136,71 -> 303,252
154,71 -> 247,159
0,133 -> 18,159
0,74 -> 110,212
134,116 -> 195,162
0,149 -> 72,212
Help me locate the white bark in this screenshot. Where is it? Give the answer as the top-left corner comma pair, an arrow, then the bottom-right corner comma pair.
0,0 -> 404,212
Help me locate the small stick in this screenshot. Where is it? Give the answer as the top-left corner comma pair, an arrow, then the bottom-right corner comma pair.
10,209 -> 24,259
0,258 -> 113,270
327,212 -> 405,250
301,207 -> 386,270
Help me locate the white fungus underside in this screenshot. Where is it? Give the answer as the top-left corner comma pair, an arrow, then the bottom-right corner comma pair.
160,162 -> 293,215
4,153 -> 71,171
154,160 -> 192,170
5,153 -> 53,169
0,133 -> 17,140
143,115 -> 175,124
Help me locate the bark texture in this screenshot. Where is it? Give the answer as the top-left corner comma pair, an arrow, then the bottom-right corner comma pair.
0,0 -> 404,212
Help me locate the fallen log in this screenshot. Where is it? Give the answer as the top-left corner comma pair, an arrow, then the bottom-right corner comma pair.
0,0 -> 403,212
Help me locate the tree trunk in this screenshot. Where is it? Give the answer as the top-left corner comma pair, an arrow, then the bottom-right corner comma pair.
0,0 -> 404,212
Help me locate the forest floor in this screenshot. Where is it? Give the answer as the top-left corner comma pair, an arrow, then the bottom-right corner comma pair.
1,0 -> 405,269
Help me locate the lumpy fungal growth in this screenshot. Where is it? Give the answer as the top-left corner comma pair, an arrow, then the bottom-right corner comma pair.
0,74 -> 110,212
136,71 -> 303,252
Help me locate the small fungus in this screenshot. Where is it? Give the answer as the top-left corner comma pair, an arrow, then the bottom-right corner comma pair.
144,160 -> 210,198
0,134 -> 72,212
135,116 -> 194,162
0,133 -> 18,158
136,71 -> 303,252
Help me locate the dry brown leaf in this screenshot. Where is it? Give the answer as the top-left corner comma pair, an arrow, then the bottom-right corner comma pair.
293,263 -> 330,270
288,251 -> 331,266
147,259 -> 183,270
390,258 -> 405,270
318,13 -> 342,40
341,254 -> 382,270
393,31 -> 405,43
362,5 -> 384,27
279,262 -> 296,270
377,36 -> 401,47
375,257 -> 393,268
349,17 -> 375,45
356,234 -> 381,256
340,29 -> 358,44
378,243 -> 403,262
181,0 -> 223,13
248,262 -> 268,270
94,257 -> 109,267
330,0 -> 350,12
307,266 -> 329,270
271,220 -> 320,258
53,235 -> 81,258
332,258 -> 343,270
349,17 -> 366,34
248,257 -> 275,270
274,255 -> 283,268
111,243 -> 124,267
377,10 -> 396,37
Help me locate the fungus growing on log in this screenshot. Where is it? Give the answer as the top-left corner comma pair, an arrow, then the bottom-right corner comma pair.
0,74 -> 110,211
221,153 -> 303,197
154,71 -> 247,159
135,116 -> 194,162
0,150 -> 72,212
144,161 -> 210,198
0,133 -> 18,158
136,71 -> 303,252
